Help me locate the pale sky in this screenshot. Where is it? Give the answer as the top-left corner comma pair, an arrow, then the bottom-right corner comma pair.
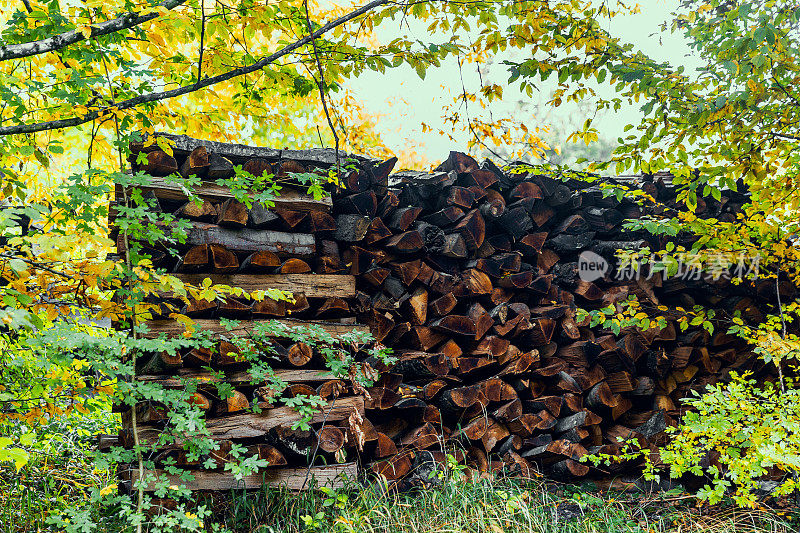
344,1 -> 699,167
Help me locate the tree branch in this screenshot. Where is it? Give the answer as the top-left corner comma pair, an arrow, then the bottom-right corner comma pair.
0,0 -> 190,62
771,131 -> 800,141
197,0 -> 206,82
0,0 -> 390,136
303,0 -> 340,175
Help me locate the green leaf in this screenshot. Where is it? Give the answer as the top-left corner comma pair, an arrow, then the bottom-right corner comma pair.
7,258 -> 26,274
0,447 -> 29,472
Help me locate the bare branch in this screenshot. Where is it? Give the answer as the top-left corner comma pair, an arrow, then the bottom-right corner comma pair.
197,0 -> 206,82
0,0 -> 390,136
303,0 -> 340,175
0,0 -> 190,62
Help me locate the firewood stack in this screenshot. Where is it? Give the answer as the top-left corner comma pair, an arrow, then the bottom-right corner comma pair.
112,135 -> 380,491
111,134 -> 784,492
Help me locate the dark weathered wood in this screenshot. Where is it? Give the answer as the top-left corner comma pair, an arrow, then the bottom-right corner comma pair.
180,146 -> 210,178
316,297 -> 350,318
275,209 -> 308,230
364,217 -> 393,245
317,427 -> 346,453
276,160 -> 308,178
217,296 -> 252,318
429,293 -> 457,317
454,210 -> 485,252
385,231 -> 424,254
175,222 -> 315,254
440,233 -> 468,258
207,153 -> 235,178
242,158 -> 274,178
317,379 -> 347,399
424,206 -> 464,226
209,244 -> 239,273
240,250 -> 281,271
388,207 -> 423,232
285,342 -> 313,367
139,150 -> 178,176
178,245 -> 210,271
335,214 -> 371,242
278,258 -> 312,274
431,315 -> 476,337
308,211 -> 337,233
405,287 -> 428,325
438,151 -> 479,174
175,199 -> 217,220
370,454 -> 412,480
216,199 -> 250,228
249,203 -> 280,228
509,182 -> 543,203
183,347 -> 212,367
145,133 -> 373,168
248,444 -> 287,467
497,207 -> 533,239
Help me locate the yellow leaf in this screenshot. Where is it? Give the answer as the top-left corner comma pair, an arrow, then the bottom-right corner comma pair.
150,32 -> 166,48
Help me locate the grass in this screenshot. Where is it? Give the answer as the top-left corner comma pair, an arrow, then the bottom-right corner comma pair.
213,475 -> 800,533
3,428 -> 799,533
0,415 -> 118,532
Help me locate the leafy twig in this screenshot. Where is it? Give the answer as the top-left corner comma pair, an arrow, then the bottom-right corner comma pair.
0,0 -> 390,135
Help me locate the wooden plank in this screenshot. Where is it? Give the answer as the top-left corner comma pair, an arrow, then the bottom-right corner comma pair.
136,396 -> 364,443
205,396 -> 363,439
134,462 -> 357,491
172,274 -> 356,298
115,179 -> 331,212
142,132 -> 374,167
143,319 -> 368,338
136,368 -> 335,387
180,222 -> 315,254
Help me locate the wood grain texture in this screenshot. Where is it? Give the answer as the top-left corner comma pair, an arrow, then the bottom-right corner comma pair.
115,178 -> 331,212
180,222 -> 315,254
149,132 -> 375,167
172,274 -> 356,298
133,462 -> 357,491
137,396 -> 364,443
204,396 -> 363,439
136,368 -> 335,387
142,319 -> 368,338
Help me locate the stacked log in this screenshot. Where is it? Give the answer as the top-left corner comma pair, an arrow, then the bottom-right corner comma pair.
336,154 -> 777,485
112,135 -> 384,491
111,134 -> 782,492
